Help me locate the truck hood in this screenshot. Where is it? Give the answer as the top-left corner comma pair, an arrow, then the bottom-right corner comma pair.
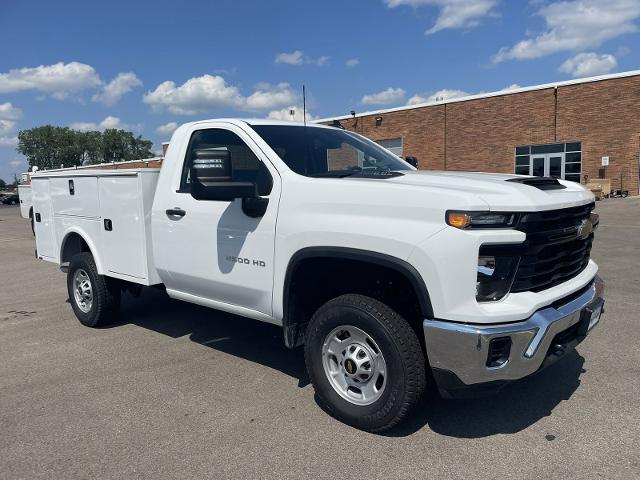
377,170 -> 594,211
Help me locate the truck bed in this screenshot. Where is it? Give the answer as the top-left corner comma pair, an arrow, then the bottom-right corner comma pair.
31,168 -> 162,286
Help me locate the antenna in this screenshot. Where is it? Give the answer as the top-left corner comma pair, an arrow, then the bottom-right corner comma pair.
302,84 -> 307,126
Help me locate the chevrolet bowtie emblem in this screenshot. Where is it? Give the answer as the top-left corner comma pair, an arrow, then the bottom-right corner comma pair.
577,219 -> 593,239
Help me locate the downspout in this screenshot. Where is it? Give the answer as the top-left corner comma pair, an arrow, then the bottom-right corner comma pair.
554,86 -> 558,142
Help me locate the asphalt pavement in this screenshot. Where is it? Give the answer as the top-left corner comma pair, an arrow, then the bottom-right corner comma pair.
1,199 -> 639,479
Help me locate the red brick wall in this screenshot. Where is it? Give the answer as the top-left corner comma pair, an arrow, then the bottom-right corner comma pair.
337,105 -> 446,170
556,77 -> 640,195
324,74 -> 640,195
445,89 -> 556,173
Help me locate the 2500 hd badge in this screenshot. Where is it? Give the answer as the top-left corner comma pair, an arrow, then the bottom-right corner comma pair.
226,255 -> 266,267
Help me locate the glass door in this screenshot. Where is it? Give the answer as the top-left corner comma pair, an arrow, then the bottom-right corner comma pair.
529,153 -> 565,178
548,155 -> 563,179
531,156 -> 546,177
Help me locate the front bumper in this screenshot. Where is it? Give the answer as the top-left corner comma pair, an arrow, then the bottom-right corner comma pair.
423,276 -> 604,398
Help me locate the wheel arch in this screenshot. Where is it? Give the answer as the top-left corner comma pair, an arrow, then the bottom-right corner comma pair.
60,228 -> 105,274
282,246 -> 433,348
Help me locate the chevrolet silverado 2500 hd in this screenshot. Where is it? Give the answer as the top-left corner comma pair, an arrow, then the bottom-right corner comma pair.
31,119 -> 604,432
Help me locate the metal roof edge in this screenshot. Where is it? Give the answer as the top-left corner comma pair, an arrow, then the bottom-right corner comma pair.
314,69 -> 640,123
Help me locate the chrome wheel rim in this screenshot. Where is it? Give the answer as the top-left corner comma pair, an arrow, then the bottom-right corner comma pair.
322,325 -> 387,406
73,269 -> 93,313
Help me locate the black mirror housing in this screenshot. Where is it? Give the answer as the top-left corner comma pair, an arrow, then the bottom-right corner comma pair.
191,180 -> 257,201
189,148 -> 257,201
405,156 -> 418,168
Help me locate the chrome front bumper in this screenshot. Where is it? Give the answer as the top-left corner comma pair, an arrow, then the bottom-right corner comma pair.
423,276 -> 604,390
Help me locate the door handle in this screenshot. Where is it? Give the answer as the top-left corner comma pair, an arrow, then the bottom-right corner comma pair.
166,208 -> 186,217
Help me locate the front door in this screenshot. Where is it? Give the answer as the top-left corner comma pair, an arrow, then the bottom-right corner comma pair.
152,123 -> 280,318
530,153 -> 565,179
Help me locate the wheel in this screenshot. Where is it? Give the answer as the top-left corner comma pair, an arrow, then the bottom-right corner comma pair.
67,252 -> 120,327
304,294 -> 426,432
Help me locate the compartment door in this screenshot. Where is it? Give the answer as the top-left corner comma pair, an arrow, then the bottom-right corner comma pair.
99,176 -> 147,279
50,176 -> 100,218
32,179 -> 57,260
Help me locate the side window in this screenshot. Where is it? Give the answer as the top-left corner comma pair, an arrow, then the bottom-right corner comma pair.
180,128 -> 273,195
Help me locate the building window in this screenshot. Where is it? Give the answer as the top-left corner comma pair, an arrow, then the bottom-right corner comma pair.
376,138 -> 403,157
514,142 -> 582,183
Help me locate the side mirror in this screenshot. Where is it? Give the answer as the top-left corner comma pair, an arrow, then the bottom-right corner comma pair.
190,149 -> 257,201
405,156 -> 418,168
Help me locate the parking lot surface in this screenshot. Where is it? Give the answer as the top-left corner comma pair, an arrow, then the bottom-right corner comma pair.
1,199 -> 639,479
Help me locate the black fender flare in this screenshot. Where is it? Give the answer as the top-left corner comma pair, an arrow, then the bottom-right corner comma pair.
282,246 -> 434,347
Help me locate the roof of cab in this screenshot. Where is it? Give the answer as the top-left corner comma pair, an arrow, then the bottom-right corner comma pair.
176,118 -> 336,130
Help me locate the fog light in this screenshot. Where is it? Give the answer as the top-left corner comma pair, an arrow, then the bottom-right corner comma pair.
486,336 -> 512,367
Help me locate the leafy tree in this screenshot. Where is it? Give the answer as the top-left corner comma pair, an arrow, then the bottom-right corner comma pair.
0,178 -> 6,189
17,125 -> 153,170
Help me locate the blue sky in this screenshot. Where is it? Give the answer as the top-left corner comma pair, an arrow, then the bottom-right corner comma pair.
1,0 -> 639,181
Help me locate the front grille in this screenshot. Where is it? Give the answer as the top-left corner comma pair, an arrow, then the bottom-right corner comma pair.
510,203 -> 595,293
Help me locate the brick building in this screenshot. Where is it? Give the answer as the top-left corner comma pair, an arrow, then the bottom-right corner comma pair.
318,70 -> 640,196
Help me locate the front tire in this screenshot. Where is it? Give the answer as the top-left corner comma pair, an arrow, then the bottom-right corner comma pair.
305,294 -> 426,432
67,252 -> 120,327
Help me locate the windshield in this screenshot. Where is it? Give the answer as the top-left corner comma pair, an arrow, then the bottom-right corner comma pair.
250,124 -> 411,178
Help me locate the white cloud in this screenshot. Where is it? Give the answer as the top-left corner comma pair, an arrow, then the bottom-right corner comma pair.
0,102 -> 22,146
10,159 -> 23,167
266,106 -> 318,122
245,83 -> 297,111
559,52 -> 617,77
0,119 -> 16,135
92,72 -> 142,106
502,83 -> 521,90
385,0 -> 498,34
155,121 -> 178,135
346,58 -> 360,67
144,76 -> 298,115
69,116 -> 140,132
274,50 -> 330,66
406,88 -> 469,105
494,0 -> 640,62
143,75 -> 244,115
0,102 -> 22,121
0,62 -> 101,98
361,87 -> 406,105
0,136 -> 18,146
275,50 -> 304,65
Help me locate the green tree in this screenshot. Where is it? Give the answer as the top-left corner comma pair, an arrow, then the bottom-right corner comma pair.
17,126 -> 154,170
0,178 -> 6,189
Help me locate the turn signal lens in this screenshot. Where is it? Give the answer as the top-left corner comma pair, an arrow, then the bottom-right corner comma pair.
446,212 -> 472,229
446,211 -> 517,229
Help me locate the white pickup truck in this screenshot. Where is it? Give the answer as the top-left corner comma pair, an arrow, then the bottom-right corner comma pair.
31,119 -> 604,432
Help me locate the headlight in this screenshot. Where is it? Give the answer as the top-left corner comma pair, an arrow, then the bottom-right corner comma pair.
446,211 -> 517,229
476,254 -> 519,302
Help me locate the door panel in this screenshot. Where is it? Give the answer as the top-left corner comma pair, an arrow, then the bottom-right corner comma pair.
152,124 -> 280,317
531,156 -> 545,177
99,176 -> 147,279
548,156 -> 562,179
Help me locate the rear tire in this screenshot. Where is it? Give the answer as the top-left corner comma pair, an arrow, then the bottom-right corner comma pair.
304,294 -> 426,432
67,252 -> 120,327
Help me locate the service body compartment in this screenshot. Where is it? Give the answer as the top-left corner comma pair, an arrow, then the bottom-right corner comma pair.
17,184 -> 32,219
31,178 -> 57,260
100,175 -> 148,280
30,169 -> 161,285
50,176 -> 100,218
